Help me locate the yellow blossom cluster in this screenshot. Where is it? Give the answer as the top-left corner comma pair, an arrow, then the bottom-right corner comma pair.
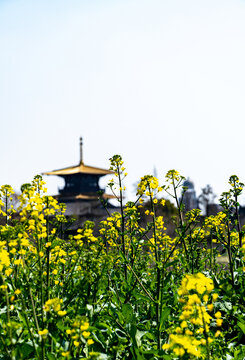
43,298 -> 66,316
0,185 -> 15,219
137,175 -> 161,197
165,170 -> 182,183
204,212 -> 226,233
99,213 -> 121,248
108,155 -> 127,197
146,215 -> 174,262
64,318 -> 94,351
185,209 -> 201,223
163,334 -> 202,357
0,246 -> 10,272
163,273 -> 222,358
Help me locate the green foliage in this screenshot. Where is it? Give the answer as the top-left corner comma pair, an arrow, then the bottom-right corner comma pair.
0,159 -> 244,359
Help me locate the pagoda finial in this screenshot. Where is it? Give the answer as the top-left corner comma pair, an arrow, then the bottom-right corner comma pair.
80,137 -> 83,164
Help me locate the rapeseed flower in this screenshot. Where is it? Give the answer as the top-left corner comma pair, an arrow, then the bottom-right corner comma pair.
39,329 -> 48,337
163,273 -> 222,358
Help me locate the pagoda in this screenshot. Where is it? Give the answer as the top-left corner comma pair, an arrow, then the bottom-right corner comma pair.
43,138 -> 115,217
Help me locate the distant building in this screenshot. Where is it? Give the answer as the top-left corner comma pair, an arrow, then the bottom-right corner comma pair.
181,178 -> 198,212
43,138 -> 117,225
181,179 -> 223,216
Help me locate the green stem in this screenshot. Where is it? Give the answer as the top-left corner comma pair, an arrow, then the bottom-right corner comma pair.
149,190 -> 161,350
5,287 -> 14,359
172,177 -> 188,264
227,220 -> 235,287
29,288 -> 40,332
20,295 -> 39,358
118,165 -> 127,280
46,197 -> 50,302
234,193 -> 242,248
126,262 -> 155,302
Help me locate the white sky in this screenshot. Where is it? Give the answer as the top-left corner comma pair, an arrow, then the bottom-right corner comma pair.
1,0 -> 245,202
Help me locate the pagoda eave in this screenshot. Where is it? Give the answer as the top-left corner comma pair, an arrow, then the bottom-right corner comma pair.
54,193 -> 116,202
43,162 -> 114,176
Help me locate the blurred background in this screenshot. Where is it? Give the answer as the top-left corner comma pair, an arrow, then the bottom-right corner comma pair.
1,0 -> 245,202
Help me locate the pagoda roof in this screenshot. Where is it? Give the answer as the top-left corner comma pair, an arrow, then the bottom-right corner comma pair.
76,193 -> 116,200
55,193 -> 116,201
43,162 -> 114,176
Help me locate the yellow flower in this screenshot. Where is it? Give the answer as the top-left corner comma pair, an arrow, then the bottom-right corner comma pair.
87,339 -> 94,345
61,351 -> 70,357
14,259 -> 22,265
39,329 -> 48,337
196,328 -> 204,335
0,249 -> 10,270
216,318 -> 223,327
215,311 -> 221,319
58,310 -> 67,316
180,321 -> 187,328
5,269 -> 13,276
175,327 -> 182,334
212,293 -> 218,302
203,294 -> 208,302
19,249 -> 26,255
14,289 -> 21,295
82,331 -> 90,338
73,341 -> 80,347
173,347 -> 185,356
80,322 -> 89,331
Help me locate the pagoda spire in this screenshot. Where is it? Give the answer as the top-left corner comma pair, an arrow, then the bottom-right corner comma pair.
80,137 -> 83,165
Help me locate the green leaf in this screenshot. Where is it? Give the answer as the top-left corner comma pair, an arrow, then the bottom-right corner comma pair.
131,347 -> 146,360
128,323 -> 137,347
122,303 -> 134,323
18,344 -> 34,359
0,306 -> 7,315
164,259 -> 179,268
56,320 -> 66,331
142,332 -> 155,341
47,353 -> 56,360
159,307 -> 171,331
132,290 -> 151,303
115,328 -> 127,339
237,322 -> 245,334
135,330 -> 147,347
